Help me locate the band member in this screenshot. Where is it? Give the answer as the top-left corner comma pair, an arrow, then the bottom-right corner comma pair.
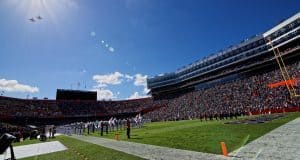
100,121 -> 104,136
126,118 -> 131,139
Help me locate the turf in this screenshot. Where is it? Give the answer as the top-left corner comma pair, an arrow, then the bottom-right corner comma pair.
20,136 -> 143,160
86,112 -> 300,154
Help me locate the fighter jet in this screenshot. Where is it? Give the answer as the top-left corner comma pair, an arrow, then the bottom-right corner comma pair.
36,15 -> 42,20
29,18 -> 35,22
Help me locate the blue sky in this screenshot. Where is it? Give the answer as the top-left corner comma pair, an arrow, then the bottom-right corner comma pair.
0,0 -> 299,100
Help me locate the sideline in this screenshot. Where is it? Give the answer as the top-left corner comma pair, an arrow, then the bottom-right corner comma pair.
71,134 -> 228,160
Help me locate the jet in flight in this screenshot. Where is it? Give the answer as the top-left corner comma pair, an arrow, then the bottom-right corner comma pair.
36,16 -> 42,20
29,18 -> 35,22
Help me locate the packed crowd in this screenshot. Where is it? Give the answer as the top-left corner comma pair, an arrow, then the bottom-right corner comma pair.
0,97 -> 62,118
144,61 -> 300,121
0,96 -> 156,119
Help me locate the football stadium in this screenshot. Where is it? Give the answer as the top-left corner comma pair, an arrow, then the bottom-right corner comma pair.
1,1 -> 300,160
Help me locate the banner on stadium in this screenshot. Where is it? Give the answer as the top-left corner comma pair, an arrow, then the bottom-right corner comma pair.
267,78 -> 300,88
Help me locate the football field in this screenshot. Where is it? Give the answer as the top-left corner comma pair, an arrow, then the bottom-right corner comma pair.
87,112 -> 300,154
14,112 -> 300,159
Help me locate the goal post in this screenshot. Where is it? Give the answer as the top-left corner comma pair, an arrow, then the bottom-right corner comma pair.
267,37 -> 300,98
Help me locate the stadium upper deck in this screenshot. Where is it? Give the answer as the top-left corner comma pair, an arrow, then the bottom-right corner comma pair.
147,12 -> 300,97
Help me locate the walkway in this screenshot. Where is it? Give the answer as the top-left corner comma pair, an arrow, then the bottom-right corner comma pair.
71,135 -> 227,160
230,117 -> 300,160
0,141 -> 67,159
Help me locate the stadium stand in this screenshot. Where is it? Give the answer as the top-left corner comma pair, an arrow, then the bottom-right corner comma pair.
147,12 -> 300,98
0,95 -> 162,125
145,12 -> 300,121
144,60 -> 300,121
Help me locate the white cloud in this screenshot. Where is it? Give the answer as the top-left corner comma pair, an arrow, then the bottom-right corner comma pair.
134,74 -> 149,94
101,40 -> 105,44
91,72 -> 151,99
93,72 -> 124,86
128,92 -> 149,100
108,47 -> 114,53
93,88 -> 115,100
0,78 -> 39,93
94,83 -> 107,88
105,44 -> 109,48
90,31 -> 96,37
134,74 -> 147,86
125,74 -> 133,81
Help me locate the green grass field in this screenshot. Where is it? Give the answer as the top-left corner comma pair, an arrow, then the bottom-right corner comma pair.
87,112 -> 300,154
9,112 -> 300,159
